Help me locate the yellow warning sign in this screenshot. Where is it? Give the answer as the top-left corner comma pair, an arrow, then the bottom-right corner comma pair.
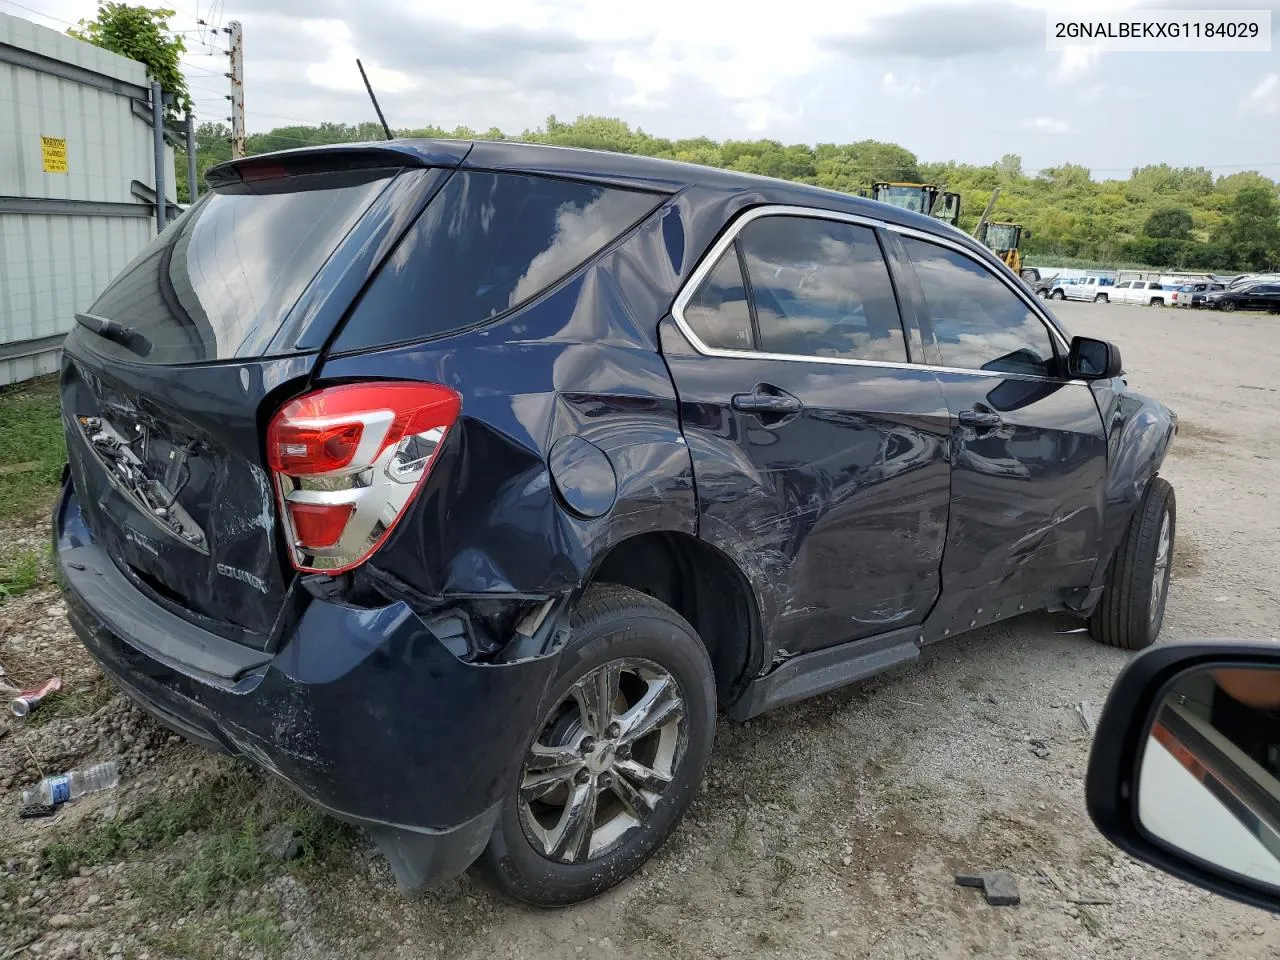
41,136 -> 67,173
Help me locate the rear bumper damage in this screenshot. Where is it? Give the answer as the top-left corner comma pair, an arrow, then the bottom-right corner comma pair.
54,483 -> 563,891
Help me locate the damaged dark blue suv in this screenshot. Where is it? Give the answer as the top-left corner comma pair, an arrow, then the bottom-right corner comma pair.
55,140 -> 1176,906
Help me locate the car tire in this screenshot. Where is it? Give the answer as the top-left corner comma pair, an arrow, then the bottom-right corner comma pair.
1089,477 -> 1176,651
1051,290 -> 1066,300
1221,299 -> 1237,312
1037,289 -> 1048,299
474,584 -> 716,907
1095,293 -> 1109,303
1150,298 -> 1164,307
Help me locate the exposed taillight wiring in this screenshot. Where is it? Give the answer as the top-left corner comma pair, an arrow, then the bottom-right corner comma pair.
266,381 -> 461,573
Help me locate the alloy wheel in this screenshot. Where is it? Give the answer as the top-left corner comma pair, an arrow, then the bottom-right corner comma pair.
518,658 -> 687,864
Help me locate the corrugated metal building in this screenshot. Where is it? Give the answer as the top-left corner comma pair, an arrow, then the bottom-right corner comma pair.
0,11 -> 177,385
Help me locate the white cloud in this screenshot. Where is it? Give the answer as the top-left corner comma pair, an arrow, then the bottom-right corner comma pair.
1241,73 -> 1280,115
1051,47 -> 1102,84
300,21 -> 416,95
1022,116 -> 1070,134
882,71 -> 925,97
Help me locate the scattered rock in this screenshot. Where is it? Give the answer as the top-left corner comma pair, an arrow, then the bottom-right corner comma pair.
956,870 -> 1020,907
281,919 -> 299,934
48,913 -> 76,928
261,823 -> 303,861
85,894 -> 101,908
1253,925 -> 1265,936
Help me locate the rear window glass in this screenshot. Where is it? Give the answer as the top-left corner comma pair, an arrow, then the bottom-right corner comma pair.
333,172 -> 660,351
84,169 -> 393,364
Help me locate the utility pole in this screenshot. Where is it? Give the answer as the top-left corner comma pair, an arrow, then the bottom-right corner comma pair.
185,110 -> 199,203
226,21 -> 245,159
151,81 -> 167,232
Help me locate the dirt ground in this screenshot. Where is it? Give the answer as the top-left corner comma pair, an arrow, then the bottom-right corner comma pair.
2,300 -> 1279,959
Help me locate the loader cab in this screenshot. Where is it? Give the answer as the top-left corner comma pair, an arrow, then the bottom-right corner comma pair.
934,191 -> 962,227
872,182 -> 938,216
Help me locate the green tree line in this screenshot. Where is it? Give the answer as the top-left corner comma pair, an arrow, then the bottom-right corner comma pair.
65,4 -> 1278,272
176,114 -> 1280,273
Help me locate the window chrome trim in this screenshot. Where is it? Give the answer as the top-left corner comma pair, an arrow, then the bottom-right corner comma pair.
670,203 -> 1076,381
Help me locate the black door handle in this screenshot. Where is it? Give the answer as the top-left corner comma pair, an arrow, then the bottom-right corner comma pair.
958,408 -> 1003,429
732,391 -> 802,415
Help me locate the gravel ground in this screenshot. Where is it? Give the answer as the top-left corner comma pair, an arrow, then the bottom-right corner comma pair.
1,300 -> 1278,959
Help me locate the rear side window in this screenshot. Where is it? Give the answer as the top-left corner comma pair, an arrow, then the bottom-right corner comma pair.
738,217 -> 907,363
682,248 -> 754,350
334,172 -> 660,351
84,169 -> 394,364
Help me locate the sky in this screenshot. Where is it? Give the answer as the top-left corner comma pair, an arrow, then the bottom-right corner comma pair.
10,0 -> 1280,178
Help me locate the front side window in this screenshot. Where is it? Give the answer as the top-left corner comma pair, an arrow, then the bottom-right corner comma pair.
736,217 -> 907,363
903,237 -> 1058,377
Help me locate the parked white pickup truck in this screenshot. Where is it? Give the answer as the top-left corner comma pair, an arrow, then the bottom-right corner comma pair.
1107,279 -> 1175,306
1047,276 -> 1114,302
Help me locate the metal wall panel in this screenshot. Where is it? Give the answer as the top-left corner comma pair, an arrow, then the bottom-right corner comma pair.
0,11 -> 177,385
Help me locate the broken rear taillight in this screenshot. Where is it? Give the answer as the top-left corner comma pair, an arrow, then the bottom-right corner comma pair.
266,381 -> 461,573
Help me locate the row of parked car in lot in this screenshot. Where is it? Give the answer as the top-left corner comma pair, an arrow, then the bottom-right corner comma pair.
1031,272 -> 1280,312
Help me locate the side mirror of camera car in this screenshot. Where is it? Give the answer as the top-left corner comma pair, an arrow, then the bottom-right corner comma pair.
1087,642 -> 1280,914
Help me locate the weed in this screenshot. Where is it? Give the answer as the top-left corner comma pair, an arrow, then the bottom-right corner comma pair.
0,379 -> 65,522
234,912 -> 286,957
291,804 -> 359,870
25,679 -> 117,727
0,548 -> 41,600
43,765 -> 262,877
176,818 -> 269,909
139,923 -> 223,960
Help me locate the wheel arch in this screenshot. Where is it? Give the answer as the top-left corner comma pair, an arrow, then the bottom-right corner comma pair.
1084,381 -> 1178,603
582,530 -> 764,705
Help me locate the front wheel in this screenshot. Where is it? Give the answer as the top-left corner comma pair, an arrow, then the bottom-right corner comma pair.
474,585 -> 716,907
1220,299 -> 1238,312
1051,290 -> 1066,300
1037,289 -> 1049,299
1150,298 -> 1164,307
1095,293 -> 1109,303
1089,477 -> 1176,650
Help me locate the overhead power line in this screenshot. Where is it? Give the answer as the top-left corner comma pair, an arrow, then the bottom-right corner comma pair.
0,0 -> 74,26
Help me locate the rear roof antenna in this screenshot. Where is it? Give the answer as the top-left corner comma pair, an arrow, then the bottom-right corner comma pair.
356,59 -> 393,140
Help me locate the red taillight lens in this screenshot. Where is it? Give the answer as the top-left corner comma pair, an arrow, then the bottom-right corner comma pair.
267,421 -> 364,474
287,502 -> 354,549
266,382 -> 461,573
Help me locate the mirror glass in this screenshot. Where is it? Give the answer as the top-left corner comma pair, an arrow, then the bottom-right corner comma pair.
1070,337 -> 1111,377
1138,665 -> 1280,892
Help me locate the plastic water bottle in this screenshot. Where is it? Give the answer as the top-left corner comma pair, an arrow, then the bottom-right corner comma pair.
21,762 -> 119,807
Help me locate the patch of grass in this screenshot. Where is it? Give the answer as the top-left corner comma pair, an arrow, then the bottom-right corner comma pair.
174,817 -> 268,909
0,378 -> 65,522
291,804 -> 359,870
233,912 -> 286,958
42,766 -> 261,877
24,678 -> 117,727
0,548 -> 42,600
139,924 -> 223,960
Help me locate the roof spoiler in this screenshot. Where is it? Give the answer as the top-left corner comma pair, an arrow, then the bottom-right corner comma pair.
205,140 -> 473,188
